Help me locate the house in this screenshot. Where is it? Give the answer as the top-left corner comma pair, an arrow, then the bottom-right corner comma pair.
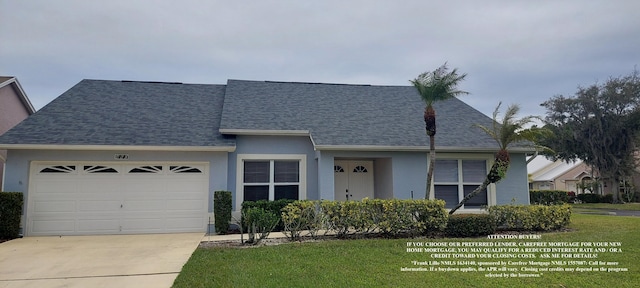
0,76 -> 36,189
528,157 -> 590,192
0,79 -> 533,236
528,156 -> 640,200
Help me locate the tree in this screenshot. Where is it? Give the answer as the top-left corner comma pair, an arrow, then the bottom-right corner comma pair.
411,63 -> 468,199
449,103 -> 549,214
540,70 -> 640,203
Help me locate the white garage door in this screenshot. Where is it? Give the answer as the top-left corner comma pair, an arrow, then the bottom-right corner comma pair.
27,162 -> 209,236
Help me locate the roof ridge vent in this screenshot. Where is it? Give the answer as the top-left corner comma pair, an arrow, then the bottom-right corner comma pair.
264,80 -> 371,87
121,80 -> 183,84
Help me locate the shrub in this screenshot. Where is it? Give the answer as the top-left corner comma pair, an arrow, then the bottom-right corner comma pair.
0,192 -> 23,239
243,207 -> 280,245
601,194 -> 613,203
241,199 -> 296,231
529,190 -> 570,205
488,204 -> 571,231
320,200 -> 365,237
577,193 -> 602,203
281,200 -> 326,240
213,191 -> 232,235
411,199 -> 449,234
445,214 -> 496,237
567,191 -> 576,203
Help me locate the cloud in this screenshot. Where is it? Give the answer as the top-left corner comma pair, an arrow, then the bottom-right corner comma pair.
1,0 -> 639,117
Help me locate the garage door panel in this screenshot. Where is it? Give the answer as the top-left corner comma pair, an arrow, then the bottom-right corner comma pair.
33,180 -> 77,193
28,162 -> 209,236
123,200 -> 165,211
77,219 -> 120,233
78,200 -> 121,211
121,218 -> 164,232
167,200 -> 205,211
166,216 -> 206,231
32,220 -> 76,234
33,200 -> 76,213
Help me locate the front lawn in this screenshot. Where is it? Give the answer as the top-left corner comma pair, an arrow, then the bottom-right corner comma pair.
173,214 -> 639,288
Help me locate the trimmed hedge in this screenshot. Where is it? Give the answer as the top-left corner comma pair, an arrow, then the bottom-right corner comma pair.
0,192 -> 23,239
241,199 -> 296,231
281,199 -> 448,240
445,214 -> 496,238
576,193 -> 614,203
488,204 -> 571,231
213,191 -> 232,234
529,190 -> 569,205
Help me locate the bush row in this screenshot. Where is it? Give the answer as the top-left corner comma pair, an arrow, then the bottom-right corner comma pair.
281,199 -> 449,240
488,204 -> 571,231
529,190 -> 570,205
0,192 -> 23,239
576,193 -> 613,203
445,214 -> 496,237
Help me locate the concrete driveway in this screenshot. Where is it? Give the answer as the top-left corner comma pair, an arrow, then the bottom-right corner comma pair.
0,233 -> 203,288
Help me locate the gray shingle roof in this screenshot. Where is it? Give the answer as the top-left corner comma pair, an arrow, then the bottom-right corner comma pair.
0,79 -> 235,147
220,80 -> 500,149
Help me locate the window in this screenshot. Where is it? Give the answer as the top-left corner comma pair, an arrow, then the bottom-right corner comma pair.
129,166 -> 162,173
84,165 -> 118,173
434,159 -> 488,209
237,155 -> 306,207
353,165 -> 368,173
40,165 -> 76,173
170,166 -> 202,173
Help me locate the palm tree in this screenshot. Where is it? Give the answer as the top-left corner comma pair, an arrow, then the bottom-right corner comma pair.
411,63 -> 468,199
448,102 -> 551,214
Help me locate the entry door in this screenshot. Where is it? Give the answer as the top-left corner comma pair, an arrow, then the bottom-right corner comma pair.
334,160 -> 374,201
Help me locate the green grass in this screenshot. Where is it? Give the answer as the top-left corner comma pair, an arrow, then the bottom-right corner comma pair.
572,203 -> 640,211
173,214 -> 640,288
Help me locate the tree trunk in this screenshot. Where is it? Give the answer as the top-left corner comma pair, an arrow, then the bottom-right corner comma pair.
449,153 -> 510,215
426,135 -> 435,199
449,177 -> 491,215
425,105 -> 436,199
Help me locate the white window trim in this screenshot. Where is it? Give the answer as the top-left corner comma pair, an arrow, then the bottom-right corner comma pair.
236,154 -> 307,211
431,153 -> 496,210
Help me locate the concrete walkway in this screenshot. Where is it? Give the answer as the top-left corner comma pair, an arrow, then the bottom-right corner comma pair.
0,233 -> 203,288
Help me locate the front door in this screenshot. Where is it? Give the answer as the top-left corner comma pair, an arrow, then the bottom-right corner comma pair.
334,160 -> 374,201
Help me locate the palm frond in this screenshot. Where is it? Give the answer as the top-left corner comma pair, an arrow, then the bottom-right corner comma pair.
411,63 -> 469,105
476,102 -> 552,152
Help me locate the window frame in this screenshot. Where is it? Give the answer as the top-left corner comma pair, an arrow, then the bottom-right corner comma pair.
431,154 -> 495,210
236,154 -> 307,210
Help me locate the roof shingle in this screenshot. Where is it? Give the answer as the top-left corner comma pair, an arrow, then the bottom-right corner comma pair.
220,80 -> 499,149
0,79 -> 234,147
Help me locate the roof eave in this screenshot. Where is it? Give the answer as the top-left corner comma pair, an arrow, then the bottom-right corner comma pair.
0,144 -> 236,152
0,77 -> 36,114
314,145 -> 536,153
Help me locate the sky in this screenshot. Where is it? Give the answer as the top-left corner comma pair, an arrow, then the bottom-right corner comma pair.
1,0 -> 639,119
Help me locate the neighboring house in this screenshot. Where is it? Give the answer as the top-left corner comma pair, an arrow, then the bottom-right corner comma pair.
0,79 -> 533,236
528,157 -> 590,192
528,156 -> 640,198
0,76 -> 36,190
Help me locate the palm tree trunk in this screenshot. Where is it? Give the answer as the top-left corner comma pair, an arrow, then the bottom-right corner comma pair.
449,177 -> 491,215
449,152 -> 510,215
425,135 -> 435,199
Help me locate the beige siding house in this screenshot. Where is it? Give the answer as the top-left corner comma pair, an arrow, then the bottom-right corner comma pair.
0,76 -> 35,189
